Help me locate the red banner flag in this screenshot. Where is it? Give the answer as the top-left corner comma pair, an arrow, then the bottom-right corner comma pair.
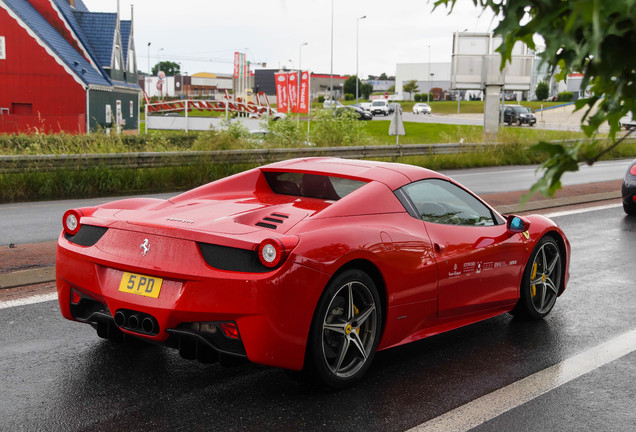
298,71 -> 310,113
274,72 -> 289,113
288,72 -> 299,113
233,52 -> 240,78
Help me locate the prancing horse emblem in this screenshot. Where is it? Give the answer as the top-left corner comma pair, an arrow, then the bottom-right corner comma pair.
140,239 -> 150,256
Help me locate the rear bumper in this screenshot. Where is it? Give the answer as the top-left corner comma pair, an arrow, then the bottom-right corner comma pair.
56,234 -> 330,370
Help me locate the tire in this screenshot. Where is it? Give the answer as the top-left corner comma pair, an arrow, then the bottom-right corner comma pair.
305,269 -> 382,389
517,118 -> 523,126
624,202 -> 636,216
511,236 -> 562,319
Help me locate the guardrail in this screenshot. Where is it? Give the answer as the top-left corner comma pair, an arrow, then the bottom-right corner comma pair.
0,142 -> 487,173
2,137 -> 632,174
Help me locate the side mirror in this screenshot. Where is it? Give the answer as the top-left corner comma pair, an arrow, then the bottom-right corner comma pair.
507,215 -> 531,233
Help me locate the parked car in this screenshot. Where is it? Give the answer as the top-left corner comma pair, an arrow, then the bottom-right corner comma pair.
619,112 -> 636,130
388,103 -> 402,115
323,100 -> 344,109
370,99 -> 390,116
501,105 -> 536,126
56,158 -> 570,389
413,103 -> 431,115
622,159 -> 636,215
335,105 -> 373,120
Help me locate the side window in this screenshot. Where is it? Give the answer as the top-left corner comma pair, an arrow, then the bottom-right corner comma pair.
400,179 -> 500,226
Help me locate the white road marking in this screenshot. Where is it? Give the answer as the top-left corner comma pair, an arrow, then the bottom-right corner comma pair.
0,292 -> 58,310
408,329 -> 636,432
544,203 -> 622,218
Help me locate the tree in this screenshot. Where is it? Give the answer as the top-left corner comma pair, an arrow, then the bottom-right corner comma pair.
379,72 -> 389,80
402,80 -> 419,100
152,61 -> 181,76
435,0 -> 636,197
343,76 -> 362,97
535,81 -> 549,101
360,83 -> 373,100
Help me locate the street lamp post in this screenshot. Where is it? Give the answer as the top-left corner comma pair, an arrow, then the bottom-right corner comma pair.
329,0 -> 333,102
146,42 -> 151,96
356,15 -> 366,105
427,45 -> 431,103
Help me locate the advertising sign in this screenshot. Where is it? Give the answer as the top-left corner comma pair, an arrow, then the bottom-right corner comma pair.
288,72 -> 298,113
298,71 -> 310,113
275,72 -> 289,113
233,52 -> 240,78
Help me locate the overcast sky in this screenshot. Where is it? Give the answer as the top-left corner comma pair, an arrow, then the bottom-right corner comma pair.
81,0 -> 498,77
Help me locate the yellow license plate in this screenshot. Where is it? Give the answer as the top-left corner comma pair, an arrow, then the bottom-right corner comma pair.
118,272 -> 163,298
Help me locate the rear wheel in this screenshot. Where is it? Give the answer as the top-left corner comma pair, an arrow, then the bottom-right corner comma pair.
512,236 -> 562,319
306,269 -> 382,389
624,202 -> 636,216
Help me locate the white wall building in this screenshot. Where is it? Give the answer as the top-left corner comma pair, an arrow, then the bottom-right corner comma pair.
395,62 -> 451,100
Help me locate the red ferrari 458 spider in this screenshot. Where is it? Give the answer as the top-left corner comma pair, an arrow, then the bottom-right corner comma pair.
56,158 -> 570,388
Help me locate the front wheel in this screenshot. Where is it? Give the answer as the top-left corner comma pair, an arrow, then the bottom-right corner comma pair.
511,236 -> 562,319
306,269 -> 382,389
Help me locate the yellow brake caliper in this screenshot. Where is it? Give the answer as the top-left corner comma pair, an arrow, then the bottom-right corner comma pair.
530,262 -> 538,297
353,305 -> 360,334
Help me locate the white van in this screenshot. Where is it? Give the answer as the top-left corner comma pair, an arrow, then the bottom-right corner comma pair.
620,112 -> 636,130
370,99 -> 390,116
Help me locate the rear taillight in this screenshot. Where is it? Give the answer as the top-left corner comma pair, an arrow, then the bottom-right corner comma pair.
258,238 -> 285,268
63,209 -> 82,236
630,164 -> 636,176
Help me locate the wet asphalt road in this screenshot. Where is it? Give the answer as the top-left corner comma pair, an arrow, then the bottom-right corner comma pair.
1,206 -> 635,431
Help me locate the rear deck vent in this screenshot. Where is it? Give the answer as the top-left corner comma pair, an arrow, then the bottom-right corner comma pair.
263,217 -> 284,224
255,222 -> 278,229
255,213 -> 290,230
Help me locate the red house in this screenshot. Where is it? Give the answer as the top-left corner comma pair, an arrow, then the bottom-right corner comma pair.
0,0 -> 141,134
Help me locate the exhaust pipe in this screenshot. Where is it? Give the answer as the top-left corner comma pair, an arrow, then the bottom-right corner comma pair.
142,317 -> 155,334
128,314 -> 140,330
114,311 -> 126,328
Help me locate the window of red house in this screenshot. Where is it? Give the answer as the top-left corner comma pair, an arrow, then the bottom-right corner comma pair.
11,103 -> 33,115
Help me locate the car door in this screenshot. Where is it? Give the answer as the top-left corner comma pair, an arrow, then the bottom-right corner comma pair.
399,179 -> 525,318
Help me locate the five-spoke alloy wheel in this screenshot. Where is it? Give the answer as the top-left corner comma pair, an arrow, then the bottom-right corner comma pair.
513,236 -> 563,319
307,269 -> 382,388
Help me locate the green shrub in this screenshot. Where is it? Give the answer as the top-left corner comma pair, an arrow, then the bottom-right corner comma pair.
535,81 -> 550,101
414,94 -> 422,102
557,91 -> 574,102
317,95 -> 325,103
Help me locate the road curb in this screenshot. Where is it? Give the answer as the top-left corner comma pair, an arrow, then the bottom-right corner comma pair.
494,191 -> 621,214
0,267 -> 55,290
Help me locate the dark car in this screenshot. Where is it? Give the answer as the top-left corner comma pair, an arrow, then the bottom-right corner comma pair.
501,105 -> 536,126
388,103 -> 402,115
622,159 -> 636,215
335,105 -> 373,120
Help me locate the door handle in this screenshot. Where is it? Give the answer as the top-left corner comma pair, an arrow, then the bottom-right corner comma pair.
434,243 -> 446,253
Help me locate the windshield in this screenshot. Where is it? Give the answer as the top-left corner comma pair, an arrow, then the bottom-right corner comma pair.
513,106 -> 531,113
371,101 -> 385,106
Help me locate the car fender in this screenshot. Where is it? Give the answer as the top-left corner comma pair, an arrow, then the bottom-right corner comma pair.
520,214 -> 571,294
